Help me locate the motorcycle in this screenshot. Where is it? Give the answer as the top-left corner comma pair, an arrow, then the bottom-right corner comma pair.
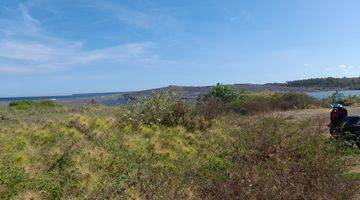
329,116 -> 360,149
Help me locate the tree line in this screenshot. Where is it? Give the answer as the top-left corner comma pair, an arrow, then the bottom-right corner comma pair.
285,77 -> 360,89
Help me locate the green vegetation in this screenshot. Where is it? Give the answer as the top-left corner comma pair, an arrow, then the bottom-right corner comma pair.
206,83 -> 242,102
285,77 -> 360,89
118,92 -> 207,130
329,91 -> 345,103
0,90 -> 359,199
206,84 -> 318,114
321,91 -> 360,105
231,92 -> 318,114
9,100 -> 58,110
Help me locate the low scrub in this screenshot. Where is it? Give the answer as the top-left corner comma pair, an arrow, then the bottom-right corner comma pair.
200,117 -> 357,199
0,112 -> 10,121
320,91 -> 360,106
0,104 -> 358,199
0,91 -> 358,199
9,100 -> 58,110
117,92 -> 211,130
232,92 -> 318,114
205,84 -> 319,115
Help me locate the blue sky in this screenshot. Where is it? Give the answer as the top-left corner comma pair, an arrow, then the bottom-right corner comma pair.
1,0 -> 360,97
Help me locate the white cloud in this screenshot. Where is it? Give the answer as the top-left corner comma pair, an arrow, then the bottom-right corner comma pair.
0,3 -> 167,75
0,65 -> 34,74
0,39 -> 156,74
19,3 -> 40,31
0,3 -> 41,37
338,64 -> 356,72
324,64 -> 360,77
0,40 -> 58,62
87,1 -> 152,29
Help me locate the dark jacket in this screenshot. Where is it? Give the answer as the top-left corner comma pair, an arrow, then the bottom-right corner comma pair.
331,107 -> 348,126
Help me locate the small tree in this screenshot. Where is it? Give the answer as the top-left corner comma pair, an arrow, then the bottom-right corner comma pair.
207,83 -> 240,103
329,91 -> 345,103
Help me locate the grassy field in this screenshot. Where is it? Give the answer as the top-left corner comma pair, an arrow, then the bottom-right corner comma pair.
0,94 -> 359,199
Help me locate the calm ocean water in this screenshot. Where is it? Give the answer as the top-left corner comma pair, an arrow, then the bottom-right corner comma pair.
307,90 -> 360,99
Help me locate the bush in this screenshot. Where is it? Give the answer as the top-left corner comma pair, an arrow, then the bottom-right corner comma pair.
203,84 -> 319,115
230,92 -> 318,114
329,91 -> 345,103
198,117 -> 357,199
206,83 -> 241,103
9,100 -> 36,110
320,92 -> 360,107
196,97 -> 228,121
9,100 -> 58,110
117,91 -> 209,130
276,92 -> 318,109
345,95 -> 360,104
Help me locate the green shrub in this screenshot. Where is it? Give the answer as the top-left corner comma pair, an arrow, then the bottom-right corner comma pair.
230,92 -> 317,114
203,84 -> 318,115
320,92 -> 360,107
206,83 -> 241,103
345,94 -> 360,104
116,91 -> 211,130
277,92 -> 318,109
198,117 -> 357,199
9,100 -> 36,110
9,100 -> 58,110
37,100 -> 58,107
329,91 -> 344,103
196,96 -> 227,121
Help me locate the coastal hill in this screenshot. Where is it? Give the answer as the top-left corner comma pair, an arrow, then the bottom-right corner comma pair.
88,76 -> 360,102
114,83 -> 308,100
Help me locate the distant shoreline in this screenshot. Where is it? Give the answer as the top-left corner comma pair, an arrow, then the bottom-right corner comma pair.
1,83 -> 359,106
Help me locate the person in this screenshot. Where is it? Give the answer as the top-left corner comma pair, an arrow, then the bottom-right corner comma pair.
329,101 -> 348,134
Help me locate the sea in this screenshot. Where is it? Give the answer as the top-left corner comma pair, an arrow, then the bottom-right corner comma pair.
307,90 -> 360,99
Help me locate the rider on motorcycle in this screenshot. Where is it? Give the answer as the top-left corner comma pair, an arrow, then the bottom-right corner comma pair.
329,101 -> 348,134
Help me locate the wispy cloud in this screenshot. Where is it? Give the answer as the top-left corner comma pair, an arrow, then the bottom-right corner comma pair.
92,1 -> 151,29
0,2 -> 167,75
0,65 -> 35,74
325,64 -> 360,77
0,3 -> 40,37
89,0 -> 181,33
0,40 -> 155,73
338,64 -> 360,74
